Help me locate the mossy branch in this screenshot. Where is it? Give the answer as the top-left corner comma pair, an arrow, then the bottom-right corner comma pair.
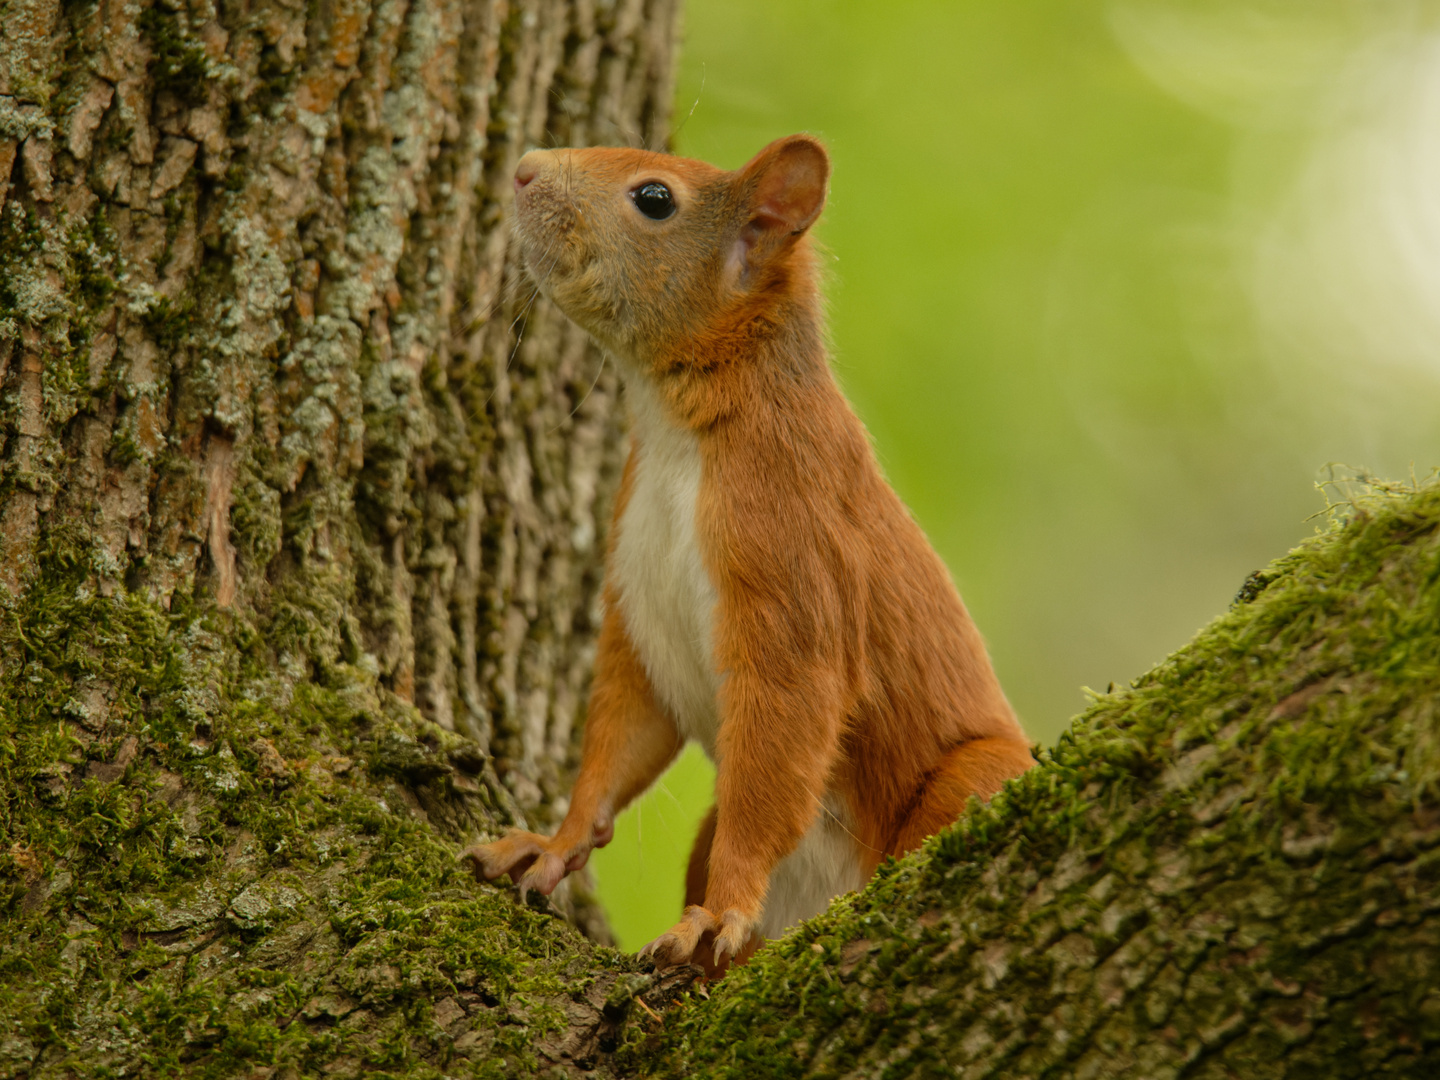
628,477 -> 1440,1079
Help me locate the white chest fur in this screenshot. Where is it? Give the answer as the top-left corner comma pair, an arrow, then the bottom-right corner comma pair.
610,378 -> 867,939
610,379 -> 723,756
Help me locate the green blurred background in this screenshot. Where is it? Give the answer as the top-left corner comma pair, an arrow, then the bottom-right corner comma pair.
589,0 -> 1440,949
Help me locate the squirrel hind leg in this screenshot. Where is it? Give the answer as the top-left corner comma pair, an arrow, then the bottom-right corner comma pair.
888,737 -> 1036,857
684,803 -> 718,908
677,804 -> 761,979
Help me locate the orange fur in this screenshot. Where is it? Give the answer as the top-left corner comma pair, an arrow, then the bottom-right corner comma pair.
464,135 -> 1033,972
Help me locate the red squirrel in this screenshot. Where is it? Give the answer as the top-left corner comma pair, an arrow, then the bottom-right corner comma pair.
466,135 -> 1033,972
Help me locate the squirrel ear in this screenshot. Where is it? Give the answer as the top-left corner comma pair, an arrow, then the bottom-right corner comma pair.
738,134 -> 830,243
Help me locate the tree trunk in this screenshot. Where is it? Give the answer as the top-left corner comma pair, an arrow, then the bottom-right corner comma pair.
4,2 -> 1438,1078
0,0 -> 683,1074
1,0 -> 680,850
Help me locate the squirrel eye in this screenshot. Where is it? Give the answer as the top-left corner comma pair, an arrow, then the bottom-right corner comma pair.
632,182 -> 676,220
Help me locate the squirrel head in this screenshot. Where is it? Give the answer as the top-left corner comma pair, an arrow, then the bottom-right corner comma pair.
511,135 -> 830,373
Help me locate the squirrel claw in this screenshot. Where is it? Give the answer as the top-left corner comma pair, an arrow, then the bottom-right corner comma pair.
640,905 -> 717,967
637,934 -> 675,964
463,830 -> 583,898
518,851 -> 567,898
712,912 -> 752,966
462,831 -> 541,882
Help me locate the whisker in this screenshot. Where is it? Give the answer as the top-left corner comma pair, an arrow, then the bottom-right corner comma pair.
450,266 -> 532,346
447,207 -> 545,348
479,283 -> 543,410
468,165 -> 577,417
671,64 -> 705,147
821,801 -> 883,856
548,349 -> 607,434
488,235 -> 565,388
471,233 -> 561,414
506,287 -> 542,363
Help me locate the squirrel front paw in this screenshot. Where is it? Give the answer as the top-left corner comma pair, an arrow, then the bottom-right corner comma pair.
462,830 -> 591,899
639,906 -> 755,969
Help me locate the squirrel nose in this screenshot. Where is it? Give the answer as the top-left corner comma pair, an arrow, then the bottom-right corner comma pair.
514,156 -> 539,193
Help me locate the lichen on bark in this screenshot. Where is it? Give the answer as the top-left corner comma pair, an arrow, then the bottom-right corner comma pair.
1,0 -> 681,815
1,0 -> 683,1075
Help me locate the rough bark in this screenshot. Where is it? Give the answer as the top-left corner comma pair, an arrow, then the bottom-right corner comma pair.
3,1 -> 1438,1077
1,0 -> 679,842
0,0 -> 685,1075
630,479 -> 1440,1079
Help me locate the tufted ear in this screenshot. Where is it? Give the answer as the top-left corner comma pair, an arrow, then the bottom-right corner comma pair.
730,135 -> 830,280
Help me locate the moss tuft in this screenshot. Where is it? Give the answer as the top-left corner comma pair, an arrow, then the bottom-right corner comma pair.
138,7 -> 214,107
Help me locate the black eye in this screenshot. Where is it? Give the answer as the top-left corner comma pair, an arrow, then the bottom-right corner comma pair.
632,182 -> 675,220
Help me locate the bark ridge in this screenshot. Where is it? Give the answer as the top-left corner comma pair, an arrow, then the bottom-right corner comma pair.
0,0 -> 681,1075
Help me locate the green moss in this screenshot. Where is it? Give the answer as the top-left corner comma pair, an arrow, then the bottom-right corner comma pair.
631,477 -> 1440,1079
66,208 -> 120,325
0,532 -> 636,1078
0,192 -> 120,470
140,292 -> 197,357
40,408 -> 1440,1080
230,463 -> 285,571
138,7 -> 213,107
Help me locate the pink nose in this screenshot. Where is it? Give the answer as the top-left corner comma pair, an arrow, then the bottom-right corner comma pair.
514,159 -> 537,192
